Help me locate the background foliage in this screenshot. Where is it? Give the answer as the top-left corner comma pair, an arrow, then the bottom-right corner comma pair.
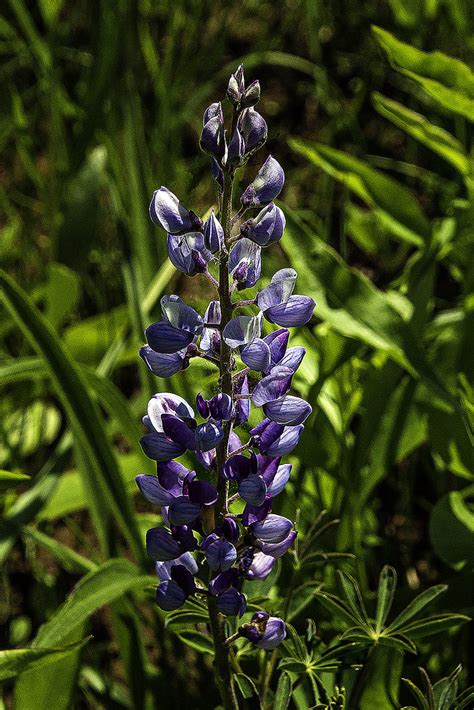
1,1 -> 473,708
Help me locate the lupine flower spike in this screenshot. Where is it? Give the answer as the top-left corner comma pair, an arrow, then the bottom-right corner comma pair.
136,64 -> 315,705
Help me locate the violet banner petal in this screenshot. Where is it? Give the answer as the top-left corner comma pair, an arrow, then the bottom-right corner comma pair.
263,395 -> 312,425
265,295 -> 316,327
251,366 -> 294,407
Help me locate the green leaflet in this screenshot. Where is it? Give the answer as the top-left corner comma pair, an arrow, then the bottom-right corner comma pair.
31,559 -> 153,648
0,270 -> 145,564
0,470 -> 30,491
373,93 -> 469,176
372,26 -> 474,121
289,139 -> 430,244
0,638 -> 89,682
429,490 -> 474,569
281,208 -> 456,411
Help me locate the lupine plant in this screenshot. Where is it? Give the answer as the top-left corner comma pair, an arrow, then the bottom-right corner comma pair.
136,65 -> 314,708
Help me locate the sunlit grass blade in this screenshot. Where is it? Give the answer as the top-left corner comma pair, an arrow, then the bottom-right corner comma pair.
0,270 -> 145,564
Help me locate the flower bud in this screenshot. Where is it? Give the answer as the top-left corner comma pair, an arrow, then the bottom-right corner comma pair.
251,514 -> 293,544
227,64 -> 245,105
241,79 -> 260,108
217,589 -> 247,617
239,108 -> 267,154
241,156 -> 285,207
203,210 -> 224,253
150,187 -> 202,234
240,203 -> 285,246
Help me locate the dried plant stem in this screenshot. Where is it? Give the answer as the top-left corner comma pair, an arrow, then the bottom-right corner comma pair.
207,124 -> 239,710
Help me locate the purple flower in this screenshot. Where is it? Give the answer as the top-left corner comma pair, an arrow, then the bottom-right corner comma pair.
229,238 -> 261,289
204,210 -> 224,253
257,530 -> 297,559
155,565 -> 197,611
251,514 -> 293,544
216,589 -> 247,617
241,156 -> 285,207
197,392 -> 233,421
140,345 -> 188,378
234,374 -> 250,426
238,108 -> 267,154
149,186 -> 202,234
146,525 -> 196,561
155,552 -> 198,581
242,80 -> 260,108
245,551 -> 275,580
240,338 -> 271,372
251,418 -> 304,457
257,269 -> 315,327
263,395 -> 312,425
167,233 -> 212,276
203,536 -> 237,572
201,102 -> 225,159
240,612 -> 286,649
240,203 -> 285,246
251,366 -> 293,407
200,300 -> 221,354
223,312 -> 263,348
146,296 -> 203,354
225,125 -> 245,166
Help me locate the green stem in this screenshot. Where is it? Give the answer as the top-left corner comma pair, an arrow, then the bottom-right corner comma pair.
207,115 -> 239,710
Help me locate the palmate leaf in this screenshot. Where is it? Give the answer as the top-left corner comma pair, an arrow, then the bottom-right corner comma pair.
0,270 -> 144,564
372,26 -> 474,121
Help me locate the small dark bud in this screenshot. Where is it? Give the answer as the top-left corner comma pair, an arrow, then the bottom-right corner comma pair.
242,80 -> 260,108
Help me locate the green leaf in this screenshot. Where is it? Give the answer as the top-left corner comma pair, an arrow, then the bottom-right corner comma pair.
400,613 -> 470,639
337,571 -> 371,628
0,270 -> 144,563
278,658 -> 308,673
282,208 -> 456,411
372,26 -> 474,121
176,631 -> 214,655
22,526 -> 97,574
290,139 -> 430,244
373,93 -> 469,176
37,451 -> 152,521
314,591 -> 361,628
429,491 -> 474,569
14,624 -> 86,710
234,672 -> 259,701
387,585 -> 447,633
0,638 -> 89,681
356,646 -> 403,710
165,611 -> 210,629
402,678 -> 430,710
0,470 -> 30,491
375,566 -> 398,633
31,560 -> 152,648
274,671 -> 293,710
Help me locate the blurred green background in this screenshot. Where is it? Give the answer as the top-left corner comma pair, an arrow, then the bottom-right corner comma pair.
1,1 -> 473,708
